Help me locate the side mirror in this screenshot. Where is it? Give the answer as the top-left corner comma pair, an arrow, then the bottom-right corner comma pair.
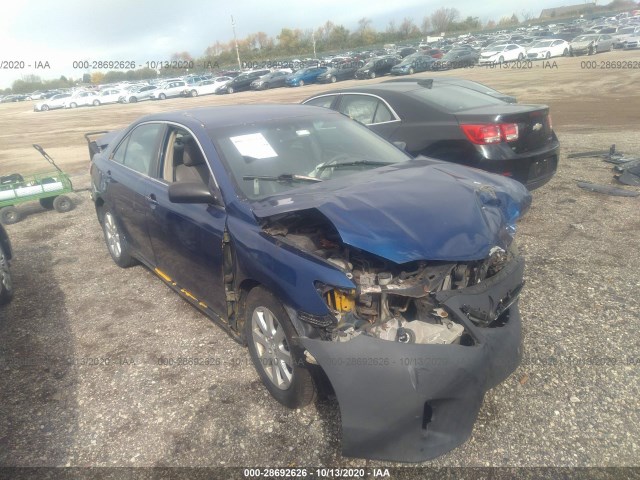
168,182 -> 220,205
393,141 -> 407,151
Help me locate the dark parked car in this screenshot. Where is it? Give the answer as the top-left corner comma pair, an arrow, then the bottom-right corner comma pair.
390,53 -> 436,75
0,223 -> 13,305
432,47 -> 479,70
397,47 -> 417,57
250,71 -> 289,90
284,66 -> 328,87
216,69 -> 270,94
89,104 -> 531,462
303,78 -> 559,189
316,63 -> 360,83
354,55 -> 401,79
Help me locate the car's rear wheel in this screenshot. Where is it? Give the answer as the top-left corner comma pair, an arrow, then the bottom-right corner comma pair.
0,242 -> 13,305
101,208 -> 137,268
41,104 -> 49,111
244,286 -> 316,408
0,207 -> 20,225
53,195 -> 73,213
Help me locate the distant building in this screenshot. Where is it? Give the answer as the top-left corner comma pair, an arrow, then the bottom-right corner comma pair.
539,3 -> 597,19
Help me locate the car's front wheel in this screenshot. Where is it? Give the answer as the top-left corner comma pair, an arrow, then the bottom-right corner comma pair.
41,104 -> 49,111
369,71 -> 376,79
93,99 -> 100,106
101,208 -> 137,268
190,90 -> 198,97
244,286 -> 316,408
159,93 -> 166,100
0,241 -> 12,305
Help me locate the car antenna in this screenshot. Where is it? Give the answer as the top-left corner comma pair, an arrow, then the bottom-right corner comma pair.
417,79 -> 433,89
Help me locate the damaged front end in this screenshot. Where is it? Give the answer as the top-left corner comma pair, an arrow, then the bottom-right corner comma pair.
260,208 -> 525,462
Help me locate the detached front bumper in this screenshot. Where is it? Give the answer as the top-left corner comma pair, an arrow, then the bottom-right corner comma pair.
301,255 -> 524,462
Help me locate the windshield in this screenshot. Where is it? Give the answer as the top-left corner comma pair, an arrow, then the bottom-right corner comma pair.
532,40 -> 554,48
574,35 -> 596,41
485,44 -> 506,51
208,114 -> 411,201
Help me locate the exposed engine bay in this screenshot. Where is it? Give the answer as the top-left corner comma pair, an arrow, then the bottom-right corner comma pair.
262,209 -> 515,346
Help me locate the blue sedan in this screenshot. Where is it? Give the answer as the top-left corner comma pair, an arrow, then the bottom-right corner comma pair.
285,66 -> 328,87
89,104 -> 531,462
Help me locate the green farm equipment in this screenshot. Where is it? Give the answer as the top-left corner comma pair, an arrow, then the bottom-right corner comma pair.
0,144 -> 74,225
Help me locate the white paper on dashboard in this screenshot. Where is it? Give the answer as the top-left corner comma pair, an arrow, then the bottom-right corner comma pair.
230,133 -> 278,159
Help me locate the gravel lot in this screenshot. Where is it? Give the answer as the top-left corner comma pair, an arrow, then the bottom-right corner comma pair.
0,51 -> 639,471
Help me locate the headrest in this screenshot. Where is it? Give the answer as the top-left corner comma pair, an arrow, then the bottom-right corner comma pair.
182,141 -> 205,167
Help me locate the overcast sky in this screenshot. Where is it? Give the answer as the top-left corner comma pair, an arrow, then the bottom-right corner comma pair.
1,0 -> 562,89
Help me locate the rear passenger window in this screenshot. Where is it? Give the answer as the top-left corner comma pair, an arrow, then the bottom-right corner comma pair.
338,96 -> 377,124
118,124 -> 165,175
373,102 -> 393,123
305,96 -> 336,109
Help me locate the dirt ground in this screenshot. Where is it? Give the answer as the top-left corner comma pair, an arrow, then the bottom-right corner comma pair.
0,50 -> 639,472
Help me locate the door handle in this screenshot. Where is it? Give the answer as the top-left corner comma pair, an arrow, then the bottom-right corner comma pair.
146,193 -> 158,206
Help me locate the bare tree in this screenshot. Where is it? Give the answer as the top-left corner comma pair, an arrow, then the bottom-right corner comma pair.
430,7 -> 459,34
398,17 -> 419,39
421,16 -> 431,34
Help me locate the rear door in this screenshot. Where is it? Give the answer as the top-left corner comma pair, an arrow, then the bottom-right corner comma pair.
105,122 -> 166,265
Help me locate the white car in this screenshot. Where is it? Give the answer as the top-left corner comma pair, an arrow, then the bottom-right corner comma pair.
526,39 -> 570,59
65,91 -> 98,108
34,93 -> 72,112
150,81 -> 187,100
121,85 -> 159,103
613,26 -> 640,48
479,44 -> 527,65
93,88 -> 125,106
183,77 -> 232,97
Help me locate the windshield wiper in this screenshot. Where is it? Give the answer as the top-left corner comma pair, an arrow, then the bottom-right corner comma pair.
317,160 -> 393,170
242,173 -> 323,183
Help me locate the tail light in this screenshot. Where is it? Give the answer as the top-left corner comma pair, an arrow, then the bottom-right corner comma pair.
460,123 -> 519,145
547,114 -> 553,131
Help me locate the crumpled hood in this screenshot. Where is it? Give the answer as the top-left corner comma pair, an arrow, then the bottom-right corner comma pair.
251,159 -> 531,264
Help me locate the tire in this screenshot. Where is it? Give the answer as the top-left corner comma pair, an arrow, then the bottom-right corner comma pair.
518,53 -> 524,61
159,93 -> 166,100
0,206 -> 20,225
101,208 -> 137,268
546,52 -> 551,59
0,241 -> 12,305
299,80 -> 305,87
93,99 -> 100,106
263,83 -> 269,90
244,286 -> 316,408
563,48 -> 569,56
408,67 -> 415,75
41,104 -> 49,111
69,102 -> 77,108
330,75 -> 337,83
369,71 -> 376,79
498,56 -> 504,64
609,44 -> 613,52
52,195 -> 73,213
227,86 -> 234,94
39,197 -> 55,209
190,90 -> 198,97
129,96 -> 138,103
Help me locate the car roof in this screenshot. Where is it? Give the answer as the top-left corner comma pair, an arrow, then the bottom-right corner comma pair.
135,104 -> 337,130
